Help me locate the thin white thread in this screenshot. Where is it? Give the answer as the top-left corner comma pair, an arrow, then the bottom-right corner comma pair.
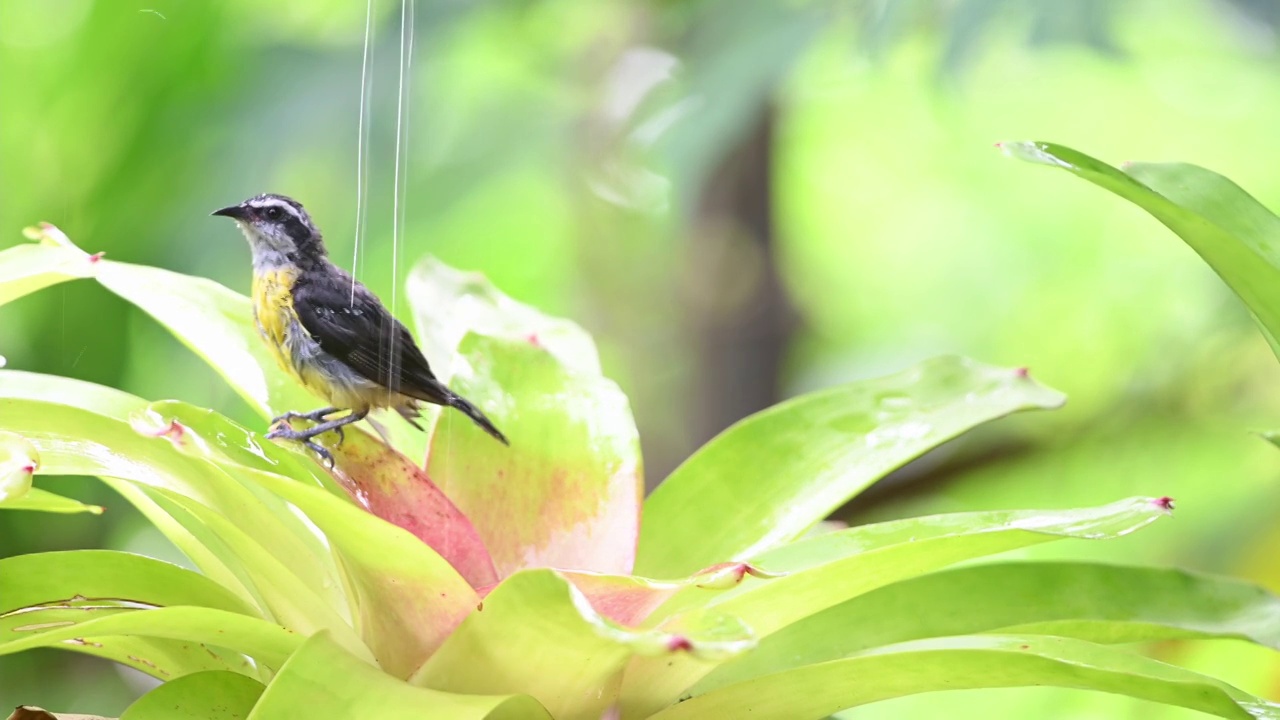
399,0 -> 414,268
351,0 -> 375,305
390,0 -> 411,367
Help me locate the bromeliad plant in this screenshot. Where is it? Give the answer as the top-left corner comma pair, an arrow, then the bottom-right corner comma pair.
3,224 -> 1280,719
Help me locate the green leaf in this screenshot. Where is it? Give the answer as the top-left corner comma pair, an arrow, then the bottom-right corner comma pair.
0,550 -> 257,616
121,671 -> 264,720
0,226 -> 96,306
1003,141 -> 1280,356
0,430 -> 37,502
139,485 -> 368,661
0,605 -> 300,670
0,369 -> 147,421
151,402 -> 480,679
636,356 -> 1065,577
0,617 -> 257,681
248,632 -> 553,720
99,477 -> 256,608
697,561 -> 1280,693
647,635 -> 1279,720
0,398 -> 361,655
622,497 -> 1172,715
0,487 -> 103,514
141,400 -> 336,496
0,373 -> 145,515
411,569 -> 753,720
8,707 -> 114,720
0,383 -> 338,604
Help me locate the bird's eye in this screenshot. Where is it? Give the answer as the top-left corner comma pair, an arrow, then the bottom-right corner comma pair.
263,206 -> 283,221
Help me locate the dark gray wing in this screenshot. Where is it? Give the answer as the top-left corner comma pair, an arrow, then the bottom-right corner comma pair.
291,271 -> 449,404
291,265 -> 510,444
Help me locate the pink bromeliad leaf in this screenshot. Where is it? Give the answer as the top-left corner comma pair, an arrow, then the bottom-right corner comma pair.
316,426 -> 499,590
407,258 -> 643,578
426,334 -> 641,578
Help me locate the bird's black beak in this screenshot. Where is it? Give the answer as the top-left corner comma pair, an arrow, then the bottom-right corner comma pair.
211,204 -> 249,220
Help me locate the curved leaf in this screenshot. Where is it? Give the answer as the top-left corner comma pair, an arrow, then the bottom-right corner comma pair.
426,333 -> 642,577
141,401 -> 334,494
248,632 -> 553,720
647,635 -> 1279,720
138,485 -> 368,661
4,620 -> 254,681
150,403 -> 481,679
0,550 -> 257,616
411,569 -> 752,720
1003,142 -> 1280,356
622,497 -> 1172,715
0,369 -> 147,421
0,397 -> 368,659
0,226 -> 96,306
0,605 -> 300,670
0,487 -> 103,514
99,477 -> 257,609
697,561 -> 1280,693
636,356 -> 1065,577
121,671 -> 264,720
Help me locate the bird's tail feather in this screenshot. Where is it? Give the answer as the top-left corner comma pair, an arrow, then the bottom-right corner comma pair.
448,392 -> 509,446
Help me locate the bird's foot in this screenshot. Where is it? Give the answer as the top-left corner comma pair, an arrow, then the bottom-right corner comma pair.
266,424 -> 335,468
270,406 -> 340,426
269,407 -> 349,446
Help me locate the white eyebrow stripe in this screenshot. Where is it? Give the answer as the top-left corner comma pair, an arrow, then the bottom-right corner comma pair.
249,196 -> 307,224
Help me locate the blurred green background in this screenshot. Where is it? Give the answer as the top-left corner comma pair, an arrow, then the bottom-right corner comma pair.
5,0 -> 1280,715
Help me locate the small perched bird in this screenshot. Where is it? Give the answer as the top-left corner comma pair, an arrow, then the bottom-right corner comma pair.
212,193 -> 508,465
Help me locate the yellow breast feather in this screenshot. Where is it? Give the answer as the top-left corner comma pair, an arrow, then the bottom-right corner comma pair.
252,268 -> 301,377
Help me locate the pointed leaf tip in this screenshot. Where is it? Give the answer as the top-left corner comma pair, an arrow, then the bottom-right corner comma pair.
999,141 -> 1075,169
666,635 -> 693,652
130,413 -> 185,443
694,562 -> 786,589
0,431 -> 39,503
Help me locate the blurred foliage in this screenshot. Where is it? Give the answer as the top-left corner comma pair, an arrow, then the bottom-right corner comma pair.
5,0 -> 1280,715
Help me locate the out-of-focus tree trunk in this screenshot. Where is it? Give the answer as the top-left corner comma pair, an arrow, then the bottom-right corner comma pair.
683,105 -> 799,450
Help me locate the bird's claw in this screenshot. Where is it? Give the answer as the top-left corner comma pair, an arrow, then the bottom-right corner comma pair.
306,441 -> 335,468
265,424 -> 335,468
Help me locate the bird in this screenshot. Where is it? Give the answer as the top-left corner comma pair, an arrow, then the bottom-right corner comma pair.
212,193 -> 508,466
